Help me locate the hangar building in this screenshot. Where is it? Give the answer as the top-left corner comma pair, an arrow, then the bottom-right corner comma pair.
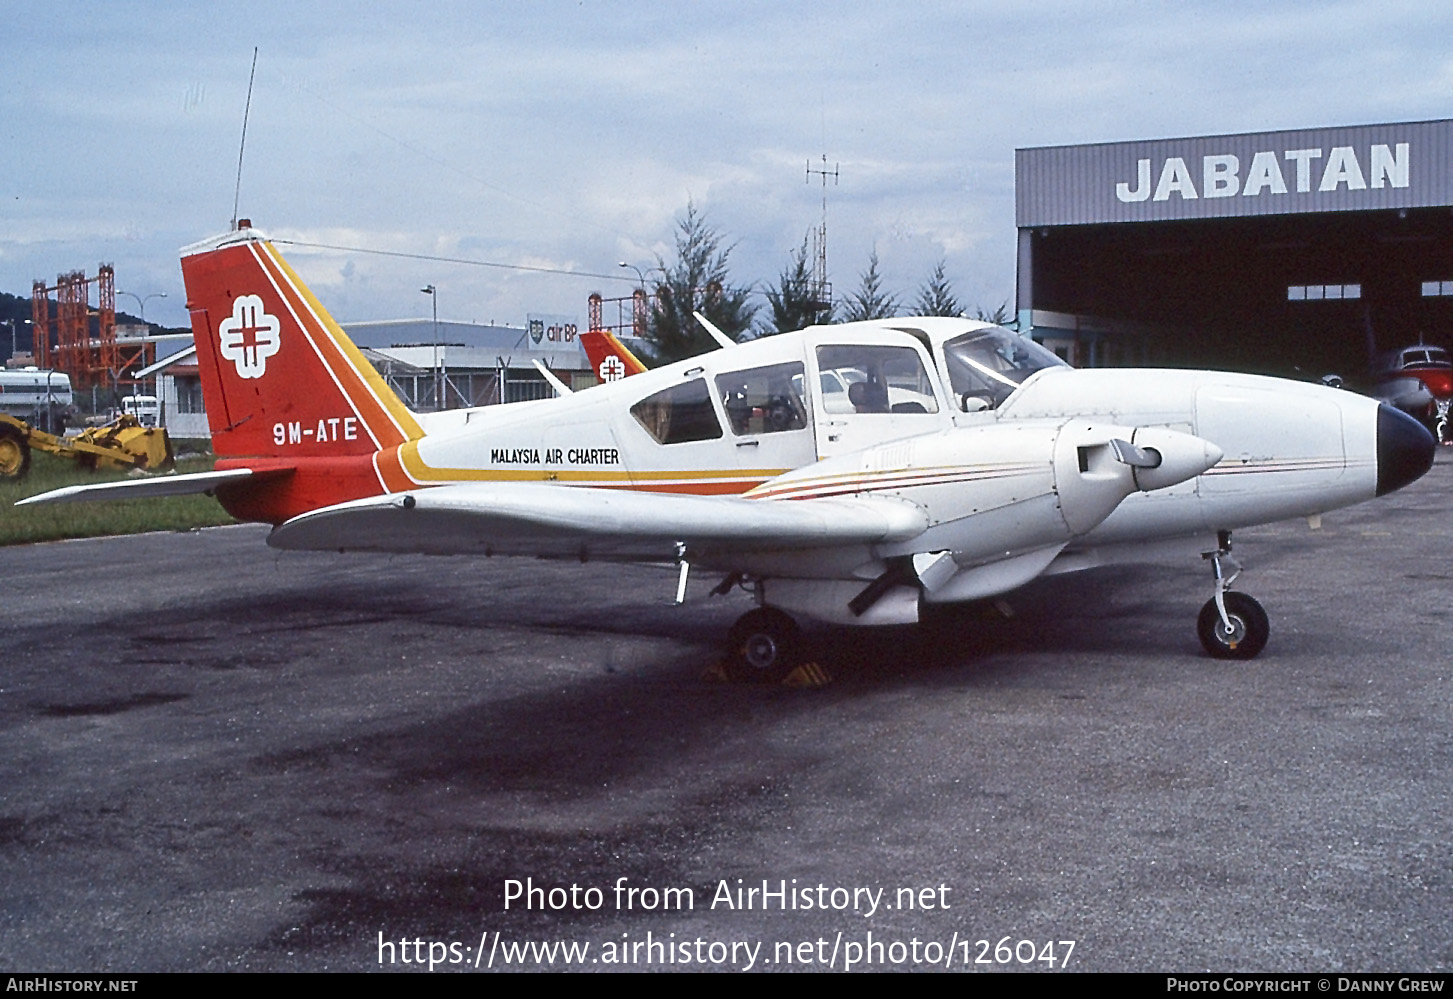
1015,119 -> 1453,379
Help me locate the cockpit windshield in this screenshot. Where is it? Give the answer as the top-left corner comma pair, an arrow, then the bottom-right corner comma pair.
940,326 -> 1068,411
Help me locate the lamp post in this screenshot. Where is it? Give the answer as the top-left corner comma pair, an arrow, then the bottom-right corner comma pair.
421,284 -> 440,410
116,290 -> 168,326
2,318 -> 32,361
116,292 -> 168,417
618,262 -> 665,289
618,261 -> 647,288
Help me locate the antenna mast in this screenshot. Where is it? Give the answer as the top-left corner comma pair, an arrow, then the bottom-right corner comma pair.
806,154 -> 838,316
232,47 -> 258,230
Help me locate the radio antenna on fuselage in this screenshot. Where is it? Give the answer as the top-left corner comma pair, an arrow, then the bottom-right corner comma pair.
692,310 -> 737,351
232,47 -> 259,231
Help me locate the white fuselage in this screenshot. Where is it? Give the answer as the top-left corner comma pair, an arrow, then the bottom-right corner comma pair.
364,319 -> 1395,624
993,366 -> 1377,544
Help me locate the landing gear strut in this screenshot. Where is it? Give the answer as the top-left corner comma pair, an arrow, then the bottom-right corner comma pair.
1197,531 -> 1269,659
724,607 -> 802,683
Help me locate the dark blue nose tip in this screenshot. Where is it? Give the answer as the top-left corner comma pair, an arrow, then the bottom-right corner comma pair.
1376,404 -> 1435,496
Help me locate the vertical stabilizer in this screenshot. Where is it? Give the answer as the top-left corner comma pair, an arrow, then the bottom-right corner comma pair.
579,328 -> 649,382
180,224 -> 422,459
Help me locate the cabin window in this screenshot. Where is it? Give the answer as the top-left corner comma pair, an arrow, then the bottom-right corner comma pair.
714,361 -> 808,436
816,344 -> 939,415
630,378 -> 723,445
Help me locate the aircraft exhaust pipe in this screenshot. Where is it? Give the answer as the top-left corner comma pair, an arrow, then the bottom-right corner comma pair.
848,562 -> 914,617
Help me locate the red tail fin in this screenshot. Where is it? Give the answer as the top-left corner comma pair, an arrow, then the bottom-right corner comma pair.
579,328 -> 648,383
181,225 -> 422,459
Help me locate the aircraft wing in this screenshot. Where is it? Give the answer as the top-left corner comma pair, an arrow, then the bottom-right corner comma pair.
266,481 -> 929,562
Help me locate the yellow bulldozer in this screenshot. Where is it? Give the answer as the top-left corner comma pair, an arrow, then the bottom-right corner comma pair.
0,413 -> 174,480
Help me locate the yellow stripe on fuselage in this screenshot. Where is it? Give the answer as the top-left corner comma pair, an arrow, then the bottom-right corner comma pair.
391,440 -> 787,492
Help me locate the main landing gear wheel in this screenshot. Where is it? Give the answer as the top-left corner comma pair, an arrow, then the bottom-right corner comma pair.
725,607 -> 802,683
1197,591 -> 1269,660
0,424 -> 31,480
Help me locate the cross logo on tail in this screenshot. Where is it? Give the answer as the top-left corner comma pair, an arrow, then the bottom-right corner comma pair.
219,294 -> 281,379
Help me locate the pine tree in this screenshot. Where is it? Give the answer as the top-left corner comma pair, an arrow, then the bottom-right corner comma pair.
914,260 -> 962,318
760,234 -> 830,335
972,301 -> 1012,325
641,203 -> 756,364
841,250 -> 898,322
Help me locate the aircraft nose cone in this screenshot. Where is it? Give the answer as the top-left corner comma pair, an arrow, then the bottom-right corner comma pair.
1376,403 -> 1435,496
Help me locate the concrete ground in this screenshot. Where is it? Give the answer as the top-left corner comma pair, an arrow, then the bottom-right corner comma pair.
2,451 -> 1450,972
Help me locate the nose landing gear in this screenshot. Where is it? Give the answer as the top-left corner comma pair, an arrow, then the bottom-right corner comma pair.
1197,531 -> 1269,659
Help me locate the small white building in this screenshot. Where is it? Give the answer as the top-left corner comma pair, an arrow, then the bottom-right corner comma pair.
137,346 -> 209,440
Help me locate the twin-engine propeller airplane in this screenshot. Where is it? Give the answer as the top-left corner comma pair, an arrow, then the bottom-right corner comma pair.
22,223 -> 1435,678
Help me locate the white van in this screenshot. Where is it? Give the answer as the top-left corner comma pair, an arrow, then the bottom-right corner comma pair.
121,394 -> 160,428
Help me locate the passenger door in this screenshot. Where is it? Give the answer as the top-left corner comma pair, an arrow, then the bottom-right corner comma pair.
713,360 -> 817,482
810,341 -> 946,459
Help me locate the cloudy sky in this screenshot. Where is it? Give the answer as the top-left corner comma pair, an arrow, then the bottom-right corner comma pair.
3,1 -> 1451,333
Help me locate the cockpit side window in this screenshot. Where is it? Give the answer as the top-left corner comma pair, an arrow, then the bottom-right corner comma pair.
815,344 -> 939,415
714,361 -> 809,436
941,326 -> 1068,411
630,378 -> 723,445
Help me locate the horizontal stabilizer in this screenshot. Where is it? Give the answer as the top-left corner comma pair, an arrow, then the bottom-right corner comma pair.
15,467 -> 286,506
267,481 -> 928,561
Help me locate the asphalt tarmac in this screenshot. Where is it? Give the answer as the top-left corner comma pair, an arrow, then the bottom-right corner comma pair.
2,452 -> 1451,972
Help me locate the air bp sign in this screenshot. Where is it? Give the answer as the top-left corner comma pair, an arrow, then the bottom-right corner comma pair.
527,315 -> 579,350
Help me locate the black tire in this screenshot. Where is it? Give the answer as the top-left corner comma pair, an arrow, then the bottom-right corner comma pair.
724,607 -> 802,683
1197,592 -> 1269,660
0,424 -> 31,480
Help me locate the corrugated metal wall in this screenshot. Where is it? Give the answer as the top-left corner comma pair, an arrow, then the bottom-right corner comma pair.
1017,119 -> 1453,226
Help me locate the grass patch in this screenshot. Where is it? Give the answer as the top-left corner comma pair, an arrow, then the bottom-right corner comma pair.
0,450 -> 236,546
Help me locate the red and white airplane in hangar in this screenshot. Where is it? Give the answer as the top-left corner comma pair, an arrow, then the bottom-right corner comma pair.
24,222 -> 1435,678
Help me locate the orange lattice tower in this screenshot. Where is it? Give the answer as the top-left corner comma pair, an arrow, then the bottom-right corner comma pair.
29,264 -> 144,390
96,264 -> 118,381
30,280 -> 50,366
56,270 -> 88,383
